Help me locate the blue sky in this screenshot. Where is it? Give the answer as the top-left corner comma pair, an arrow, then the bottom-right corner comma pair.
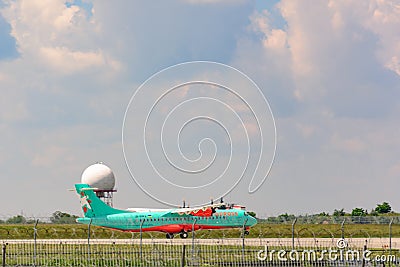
0,0 -> 399,218
0,13 -> 17,59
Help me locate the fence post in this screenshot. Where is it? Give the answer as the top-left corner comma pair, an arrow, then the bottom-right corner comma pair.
2,243 -> 6,267
181,244 -> 186,267
389,218 -> 393,254
292,218 -> 297,249
362,240 -> 367,267
341,218 -> 345,239
88,219 -> 92,265
139,219 -> 144,261
191,218 -> 197,256
242,217 -> 248,263
33,219 -> 39,267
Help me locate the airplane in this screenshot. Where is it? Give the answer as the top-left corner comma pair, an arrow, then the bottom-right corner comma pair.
74,183 -> 257,239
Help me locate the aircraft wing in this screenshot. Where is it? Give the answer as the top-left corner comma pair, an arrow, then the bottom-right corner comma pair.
166,203 -> 225,217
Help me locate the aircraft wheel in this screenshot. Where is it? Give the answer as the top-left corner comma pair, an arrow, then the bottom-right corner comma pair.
244,230 -> 250,235
166,233 -> 174,239
179,232 -> 188,239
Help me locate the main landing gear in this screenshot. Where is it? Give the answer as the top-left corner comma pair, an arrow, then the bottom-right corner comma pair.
166,231 -> 189,239
179,232 -> 188,239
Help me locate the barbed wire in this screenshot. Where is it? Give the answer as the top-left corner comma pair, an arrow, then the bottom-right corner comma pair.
261,215 -> 400,224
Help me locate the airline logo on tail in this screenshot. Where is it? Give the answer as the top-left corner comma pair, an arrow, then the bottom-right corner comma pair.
79,191 -> 92,213
75,183 -> 125,218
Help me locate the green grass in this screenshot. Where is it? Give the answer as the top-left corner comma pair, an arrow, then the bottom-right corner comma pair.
0,223 -> 399,239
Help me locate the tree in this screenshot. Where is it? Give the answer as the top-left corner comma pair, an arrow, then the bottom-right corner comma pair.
351,208 -> 366,217
277,213 -> 296,222
375,202 -> 391,214
50,211 -> 78,224
6,215 -> 26,224
333,209 -> 345,216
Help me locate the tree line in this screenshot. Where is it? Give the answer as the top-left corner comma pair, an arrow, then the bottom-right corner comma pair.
0,211 -> 79,224
334,201 -> 392,216
265,202 -> 396,223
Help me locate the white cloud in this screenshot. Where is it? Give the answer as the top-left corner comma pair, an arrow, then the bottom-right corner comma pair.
362,0 -> 400,75
385,56 -> 400,76
249,10 -> 288,51
0,0 -> 259,215
231,0 -> 400,214
241,0 -> 400,114
39,46 -> 121,74
1,0 -> 120,75
0,0 -> 399,216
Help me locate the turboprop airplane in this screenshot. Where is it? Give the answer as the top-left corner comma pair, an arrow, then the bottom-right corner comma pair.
74,183 -> 257,239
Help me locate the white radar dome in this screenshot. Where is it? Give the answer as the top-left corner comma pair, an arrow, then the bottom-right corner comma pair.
81,163 -> 115,190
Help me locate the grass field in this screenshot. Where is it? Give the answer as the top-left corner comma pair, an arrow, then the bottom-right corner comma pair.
0,222 -> 398,239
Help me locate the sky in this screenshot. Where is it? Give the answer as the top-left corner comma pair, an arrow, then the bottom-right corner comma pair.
0,0 -> 399,219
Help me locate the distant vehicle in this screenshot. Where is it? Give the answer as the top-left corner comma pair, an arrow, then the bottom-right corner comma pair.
74,183 -> 257,239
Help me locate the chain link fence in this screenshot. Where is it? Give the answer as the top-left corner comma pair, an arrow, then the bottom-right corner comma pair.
1,216 -> 399,266
262,215 -> 400,225
1,238 -> 399,266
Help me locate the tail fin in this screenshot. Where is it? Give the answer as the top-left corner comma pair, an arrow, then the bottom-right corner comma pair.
75,183 -> 125,218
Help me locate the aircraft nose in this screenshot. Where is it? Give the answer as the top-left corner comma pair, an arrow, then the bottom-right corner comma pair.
248,215 -> 257,226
